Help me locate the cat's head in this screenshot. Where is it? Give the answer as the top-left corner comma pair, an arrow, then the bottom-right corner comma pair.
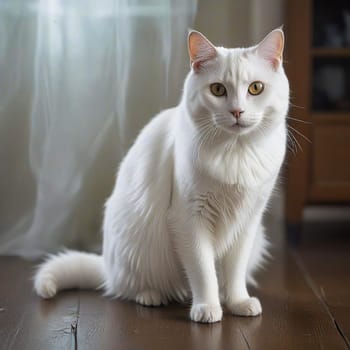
184,29 -> 289,142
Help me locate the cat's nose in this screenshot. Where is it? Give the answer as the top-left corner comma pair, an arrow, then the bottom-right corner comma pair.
230,109 -> 244,119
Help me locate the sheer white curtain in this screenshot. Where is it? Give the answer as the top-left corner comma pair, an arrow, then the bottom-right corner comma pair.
0,0 -> 197,257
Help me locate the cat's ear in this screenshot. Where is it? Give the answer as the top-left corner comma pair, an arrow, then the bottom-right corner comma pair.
188,30 -> 217,72
255,28 -> 284,70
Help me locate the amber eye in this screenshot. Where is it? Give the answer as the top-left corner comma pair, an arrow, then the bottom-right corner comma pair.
210,83 -> 227,97
248,81 -> 264,95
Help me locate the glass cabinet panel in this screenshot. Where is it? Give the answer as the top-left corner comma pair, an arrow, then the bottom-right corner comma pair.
312,57 -> 350,112
313,0 -> 350,47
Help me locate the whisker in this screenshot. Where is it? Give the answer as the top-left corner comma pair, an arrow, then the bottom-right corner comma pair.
288,129 -> 303,152
287,132 -> 298,154
195,123 -> 214,158
288,125 -> 312,144
289,102 -> 305,110
287,116 -> 312,124
195,119 -> 213,129
287,143 -> 296,154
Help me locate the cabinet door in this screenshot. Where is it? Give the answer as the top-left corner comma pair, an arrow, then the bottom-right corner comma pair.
286,0 -> 350,224
310,122 -> 350,201
285,0 -> 312,223
309,1 -> 350,202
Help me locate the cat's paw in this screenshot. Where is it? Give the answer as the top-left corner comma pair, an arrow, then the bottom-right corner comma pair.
34,273 -> 57,299
135,290 -> 167,306
227,297 -> 262,316
190,303 -> 223,323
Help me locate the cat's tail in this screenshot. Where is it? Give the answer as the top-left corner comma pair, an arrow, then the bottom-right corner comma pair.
34,250 -> 105,299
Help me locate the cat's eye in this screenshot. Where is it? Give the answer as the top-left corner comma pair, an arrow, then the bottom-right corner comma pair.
248,81 -> 264,96
210,83 -> 227,97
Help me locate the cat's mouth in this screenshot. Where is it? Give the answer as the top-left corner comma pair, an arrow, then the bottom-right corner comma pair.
231,121 -> 254,131
213,117 -> 257,135
232,123 -> 247,129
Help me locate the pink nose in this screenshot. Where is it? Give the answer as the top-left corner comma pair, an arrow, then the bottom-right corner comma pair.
230,110 -> 244,119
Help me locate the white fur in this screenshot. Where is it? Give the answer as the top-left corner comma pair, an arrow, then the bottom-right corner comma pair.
34,251 -> 104,298
34,30 -> 289,323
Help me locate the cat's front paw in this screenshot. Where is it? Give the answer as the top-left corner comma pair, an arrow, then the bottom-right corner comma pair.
227,297 -> 262,316
190,303 -> 223,323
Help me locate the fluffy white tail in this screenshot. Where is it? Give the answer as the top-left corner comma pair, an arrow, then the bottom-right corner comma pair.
34,251 -> 105,299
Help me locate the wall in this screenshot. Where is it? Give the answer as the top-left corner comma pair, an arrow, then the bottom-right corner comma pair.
195,0 -> 285,46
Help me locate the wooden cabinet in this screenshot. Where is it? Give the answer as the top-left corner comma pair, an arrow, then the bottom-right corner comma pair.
285,0 -> 350,240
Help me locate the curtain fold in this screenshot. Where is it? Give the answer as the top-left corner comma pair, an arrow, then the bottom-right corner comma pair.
0,0 -> 197,257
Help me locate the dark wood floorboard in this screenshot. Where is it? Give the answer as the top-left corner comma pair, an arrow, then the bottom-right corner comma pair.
296,229 -> 350,348
74,248 -> 347,350
1,241 -> 348,350
240,247 -> 347,350
0,258 -> 79,350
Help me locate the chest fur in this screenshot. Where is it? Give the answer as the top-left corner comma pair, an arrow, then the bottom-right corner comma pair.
188,185 -> 270,257
191,185 -> 264,235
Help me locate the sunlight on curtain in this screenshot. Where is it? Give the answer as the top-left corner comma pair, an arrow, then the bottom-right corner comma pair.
0,0 -> 197,257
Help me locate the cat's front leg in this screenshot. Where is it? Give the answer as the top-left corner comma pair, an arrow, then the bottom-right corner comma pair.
222,217 -> 263,317
175,221 -> 222,323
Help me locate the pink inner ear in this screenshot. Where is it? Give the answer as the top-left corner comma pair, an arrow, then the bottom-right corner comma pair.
256,29 -> 284,70
188,31 -> 217,72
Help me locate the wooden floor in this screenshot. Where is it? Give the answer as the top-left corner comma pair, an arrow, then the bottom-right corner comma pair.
0,222 -> 349,349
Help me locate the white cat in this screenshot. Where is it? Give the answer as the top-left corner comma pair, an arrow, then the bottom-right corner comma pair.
34,28 -> 289,323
